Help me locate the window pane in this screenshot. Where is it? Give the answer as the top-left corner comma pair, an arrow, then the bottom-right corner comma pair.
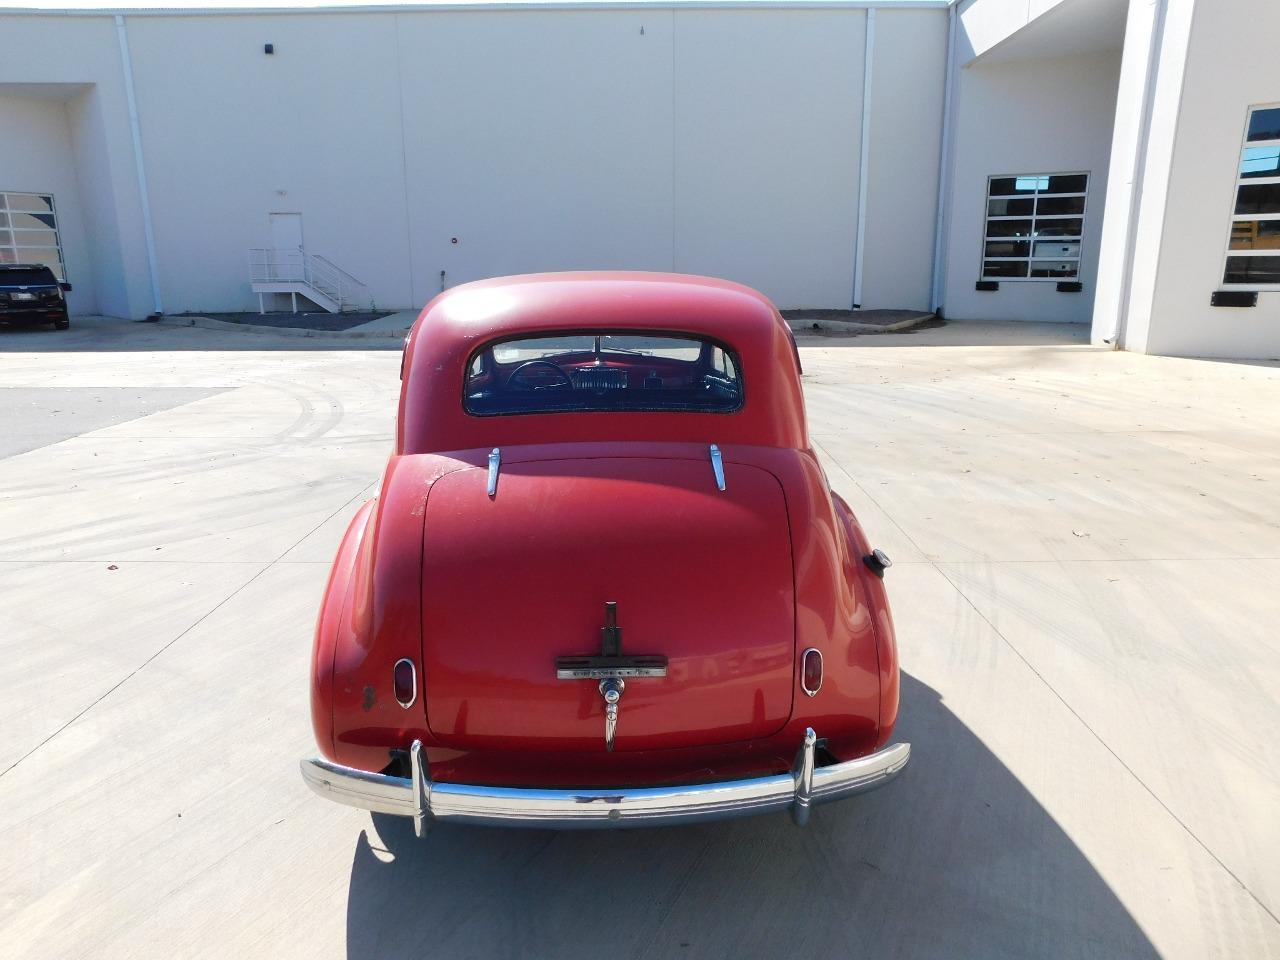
0,265 -> 57,285
1241,146 -> 1280,179
7,211 -> 56,231
1230,220 -> 1280,250
0,249 -> 15,264
0,212 -> 7,228
1223,255 -> 1280,285
1033,240 -> 1080,259
1037,196 -> 1086,216
599,335 -> 701,361
1044,174 -> 1089,194
12,228 -> 57,247
986,219 -> 1034,238
1235,182 -> 1280,215
1247,107 -> 1280,143
983,260 -> 1029,278
989,197 -> 1035,217
985,240 -> 1030,258
5,194 -> 54,214
491,335 -> 595,363
466,333 -> 741,416
1030,261 -> 1079,278
16,248 -> 63,278
989,176 -> 1045,196
1034,219 -> 1084,238
0,229 -> 10,246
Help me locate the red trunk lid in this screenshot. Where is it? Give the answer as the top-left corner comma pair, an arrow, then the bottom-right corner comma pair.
421,452 -> 795,752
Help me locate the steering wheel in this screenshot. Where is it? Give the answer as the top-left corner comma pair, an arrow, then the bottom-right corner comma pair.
507,359 -> 573,391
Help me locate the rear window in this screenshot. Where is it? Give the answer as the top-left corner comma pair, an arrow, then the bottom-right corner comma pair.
0,267 -> 57,286
464,333 -> 743,416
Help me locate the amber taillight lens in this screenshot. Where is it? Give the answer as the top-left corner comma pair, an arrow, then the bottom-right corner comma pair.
801,648 -> 823,697
393,658 -> 417,709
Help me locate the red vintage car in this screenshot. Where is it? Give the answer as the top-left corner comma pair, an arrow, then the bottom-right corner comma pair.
301,272 -> 908,832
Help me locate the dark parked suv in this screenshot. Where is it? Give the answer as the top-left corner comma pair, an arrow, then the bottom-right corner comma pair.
0,264 -> 71,330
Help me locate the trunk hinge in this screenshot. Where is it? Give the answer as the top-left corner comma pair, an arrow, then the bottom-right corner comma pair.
709,444 -> 726,491
487,447 -> 501,497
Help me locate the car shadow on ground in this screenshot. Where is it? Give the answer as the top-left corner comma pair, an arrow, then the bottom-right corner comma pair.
344,673 -> 1158,959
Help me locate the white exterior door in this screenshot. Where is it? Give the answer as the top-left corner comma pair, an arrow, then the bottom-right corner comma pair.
268,213 -> 303,280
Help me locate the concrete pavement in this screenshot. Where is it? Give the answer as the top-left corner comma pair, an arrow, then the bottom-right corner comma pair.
0,316 -> 1277,958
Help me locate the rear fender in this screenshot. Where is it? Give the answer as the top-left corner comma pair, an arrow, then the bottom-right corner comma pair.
318,454 -> 479,770
831,492 -> 900,748
310,498 -> 374,761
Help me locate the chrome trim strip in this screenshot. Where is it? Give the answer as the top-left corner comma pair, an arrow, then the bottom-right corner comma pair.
300,735 -> 909,830
487,447 -> 501,497
800,648 -> 823,698
393,658 -> 417,709
709,443 -> 726,491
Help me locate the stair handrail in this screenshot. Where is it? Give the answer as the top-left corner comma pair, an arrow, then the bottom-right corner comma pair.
249,247 -> 369,311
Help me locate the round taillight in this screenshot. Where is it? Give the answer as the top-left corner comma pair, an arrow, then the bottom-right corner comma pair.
801,648 -> 823,697
393,658 -> 417,709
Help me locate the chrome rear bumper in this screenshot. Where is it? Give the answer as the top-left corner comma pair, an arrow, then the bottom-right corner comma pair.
300,729 -> 909,833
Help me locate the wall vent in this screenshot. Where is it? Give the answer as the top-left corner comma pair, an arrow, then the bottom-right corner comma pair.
1210,291 -> 1258,308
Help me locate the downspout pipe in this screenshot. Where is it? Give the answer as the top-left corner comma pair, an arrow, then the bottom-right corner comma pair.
929,1 -> 957,315
115,15 -> 163,317
851,7 -> 875,309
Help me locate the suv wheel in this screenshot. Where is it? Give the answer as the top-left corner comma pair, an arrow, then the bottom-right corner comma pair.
53,318 -> 69,331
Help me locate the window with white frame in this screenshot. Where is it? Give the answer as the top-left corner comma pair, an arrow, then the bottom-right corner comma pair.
0,192 -> 66,281
1223,105 -> 1280,288
982,173 -> 1088,281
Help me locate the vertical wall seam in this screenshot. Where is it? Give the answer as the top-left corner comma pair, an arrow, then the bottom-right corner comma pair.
392,13 -> 418,307
851,7 -> 875,308
114,14 -> 162,316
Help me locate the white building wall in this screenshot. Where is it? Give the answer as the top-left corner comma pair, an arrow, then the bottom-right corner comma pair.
941,50 -> 1121,323
0,91 -> 97,314
125,13 -> 415,313
861,7 -> 948,311
1139,0 -> 1280,359
399,9 -> 676,306
672,9 -> 868,309
0,5 -> 950,316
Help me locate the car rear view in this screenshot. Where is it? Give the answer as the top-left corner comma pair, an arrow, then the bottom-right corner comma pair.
301,273 -> 909,833
0,264 -> 70,330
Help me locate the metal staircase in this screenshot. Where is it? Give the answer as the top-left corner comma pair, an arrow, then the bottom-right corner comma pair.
249,248 -> 369,314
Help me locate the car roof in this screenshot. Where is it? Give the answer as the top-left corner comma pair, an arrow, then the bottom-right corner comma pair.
419,271 -> 781,341
398,272 -> 807,454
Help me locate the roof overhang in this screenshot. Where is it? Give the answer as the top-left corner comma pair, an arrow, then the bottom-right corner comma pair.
958,0 -> 1126,67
